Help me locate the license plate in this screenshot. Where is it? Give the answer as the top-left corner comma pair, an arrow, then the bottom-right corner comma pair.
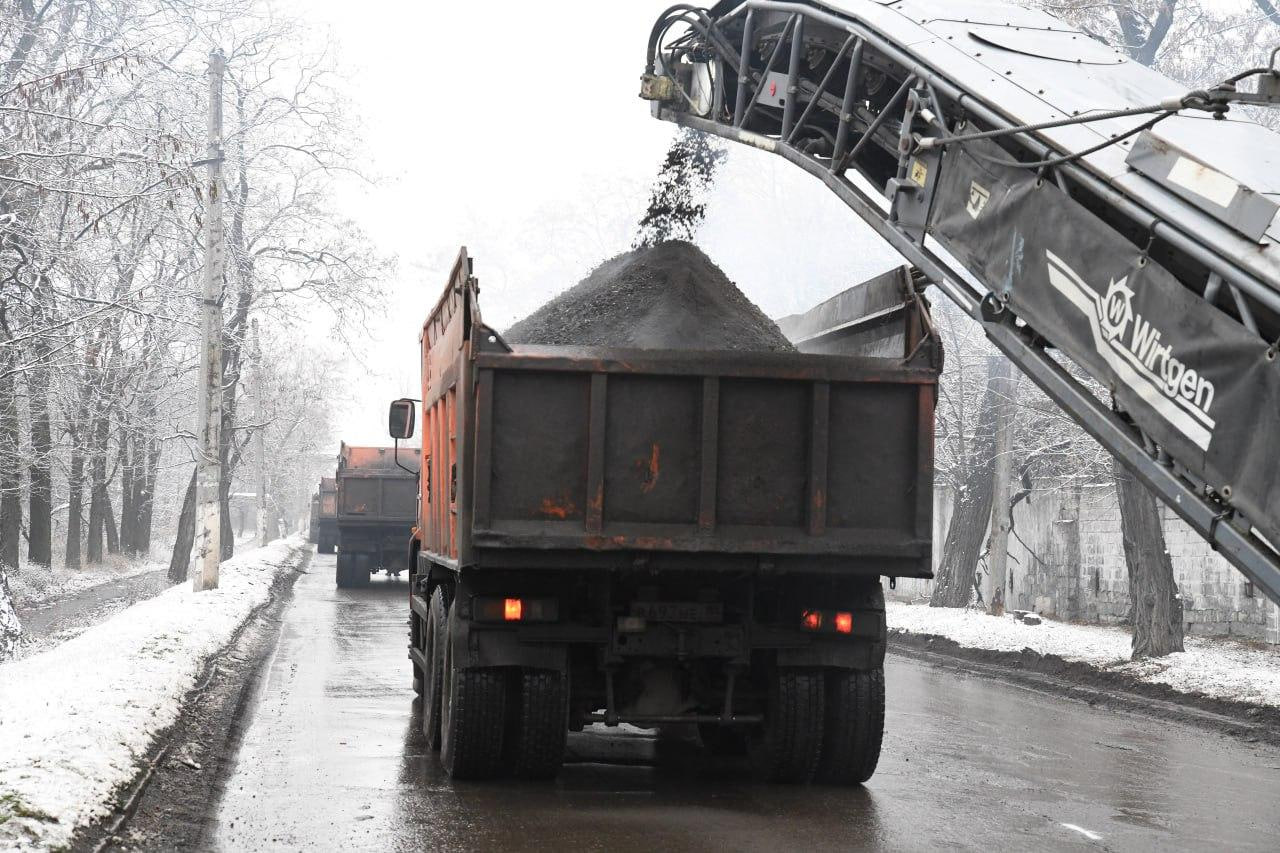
630,601 -> 723,623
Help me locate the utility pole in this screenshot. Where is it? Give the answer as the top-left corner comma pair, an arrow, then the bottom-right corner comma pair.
193,50 -> 226,592
252,319 -> 269,546
987,363 -> 1018,616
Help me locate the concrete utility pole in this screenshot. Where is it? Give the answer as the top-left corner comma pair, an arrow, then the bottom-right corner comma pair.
193,50 -> 226,592
252,319 -> 269,547
987,367 -> 1019,616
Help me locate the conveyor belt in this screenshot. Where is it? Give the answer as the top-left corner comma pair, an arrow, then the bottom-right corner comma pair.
644,0 -> 1280,603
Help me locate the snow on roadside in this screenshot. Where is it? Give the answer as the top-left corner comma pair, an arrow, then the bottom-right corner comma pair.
0,536 -> 307,850
888,601 -> 1280,710
10,555 -> 166,611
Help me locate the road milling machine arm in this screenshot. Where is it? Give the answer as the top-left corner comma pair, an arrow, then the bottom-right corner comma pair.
642,1 -> 1280,603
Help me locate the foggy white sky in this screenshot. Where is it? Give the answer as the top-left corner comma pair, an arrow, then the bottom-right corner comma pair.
306,1 -> 901,446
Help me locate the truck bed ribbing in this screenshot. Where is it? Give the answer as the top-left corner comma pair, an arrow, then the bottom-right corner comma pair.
643,0 -> 1280,604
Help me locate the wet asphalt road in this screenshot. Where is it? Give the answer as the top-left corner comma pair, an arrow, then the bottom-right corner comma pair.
211,551 -> 1280,852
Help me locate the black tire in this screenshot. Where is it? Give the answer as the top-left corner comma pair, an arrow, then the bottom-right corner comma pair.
698,723 -> 748,757
354,554 -> 373,585
507,669 -> 568,779
421,586 -> 450,749
439,609 -> 508,779
335,555 -> 354,588
815,667 -> 885,785
748,669 -> 825,783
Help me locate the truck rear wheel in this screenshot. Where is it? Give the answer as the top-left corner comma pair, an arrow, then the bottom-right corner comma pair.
421,586 -> 449,749
815,667 -> 884,785
506,669 -> 567,779
439,613 -> 508,779
748,669 -> 825,783
335,554 -> 355,588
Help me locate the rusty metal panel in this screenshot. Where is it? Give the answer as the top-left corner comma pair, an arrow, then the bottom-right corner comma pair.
585,374 -> 607,533
826,383 -> 919,535
807,382 -> 830,537
604,375 -> 702,526
716,378 -> 808,529
489,371 -> 589,524
466,346 -> 933,568
698,378 -> 720,532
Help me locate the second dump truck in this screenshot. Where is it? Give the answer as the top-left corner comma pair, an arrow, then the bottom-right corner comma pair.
333,443 -> 420,588
310,476 -> 338,554
389,249 -> 939,781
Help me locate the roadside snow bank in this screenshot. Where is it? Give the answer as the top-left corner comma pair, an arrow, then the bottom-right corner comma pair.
888,601 -> 1280,709
10,555 -> 166,610
0,536 -> 307,850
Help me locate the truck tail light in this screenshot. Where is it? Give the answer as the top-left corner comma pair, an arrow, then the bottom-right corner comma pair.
504,598 -> 523,621
474,596 -> 558,623
616,615 -> 646,633
801,608 -> 857,635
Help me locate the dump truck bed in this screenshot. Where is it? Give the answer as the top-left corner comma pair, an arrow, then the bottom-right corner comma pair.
335,445 -> 418,527
417,250 -> 938,580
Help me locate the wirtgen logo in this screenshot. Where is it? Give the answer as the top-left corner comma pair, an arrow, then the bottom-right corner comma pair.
966,181 -> 990,219
1045,250 -> 1215,450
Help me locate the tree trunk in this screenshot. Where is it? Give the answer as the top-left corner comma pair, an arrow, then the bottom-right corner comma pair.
26,356 -> 52,567
118,429 -> 136,555
219,477 -> 235,560
87,481 -> 105,565
987,371 -> 1019,616
0,561 -> 20,661
65,445 -> 84,569
86,410 -> 111,564
931,355 -> 1015,607
1115,461 -> 1184,658
136,435 -> 161,555
0,356 -> 21,572
168,467 -> 198,583
104,491 -> 119,556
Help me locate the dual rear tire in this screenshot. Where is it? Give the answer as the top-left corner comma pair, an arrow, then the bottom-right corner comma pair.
420,586 -> 567,780
746,666 -> 884,785
335,553 -> 371,588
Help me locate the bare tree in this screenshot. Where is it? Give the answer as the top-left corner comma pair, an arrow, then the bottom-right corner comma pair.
0,1 -> 389,641
931,354 -> 1016,608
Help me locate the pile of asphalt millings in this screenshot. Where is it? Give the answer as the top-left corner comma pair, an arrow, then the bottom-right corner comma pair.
504,240 -> 794,353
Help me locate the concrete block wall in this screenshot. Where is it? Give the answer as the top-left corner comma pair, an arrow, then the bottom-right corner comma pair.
888,485 -> 1280,645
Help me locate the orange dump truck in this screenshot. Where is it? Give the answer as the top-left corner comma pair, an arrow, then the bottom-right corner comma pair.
333,443 -> 420,588
387,249 -> 939,782
310,477 -> 338,554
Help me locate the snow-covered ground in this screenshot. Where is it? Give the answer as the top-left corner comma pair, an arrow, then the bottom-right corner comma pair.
9,555 -> 165,610
888,601 -> 1280,710
0,536 -> 307,850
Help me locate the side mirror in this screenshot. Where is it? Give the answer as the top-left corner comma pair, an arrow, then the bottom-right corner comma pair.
388,398 -> 416,439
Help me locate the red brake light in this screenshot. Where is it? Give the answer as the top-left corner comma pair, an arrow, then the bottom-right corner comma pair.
504,598 -> 523,621
801,610 -> 822,631
835,612 -> 853,634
